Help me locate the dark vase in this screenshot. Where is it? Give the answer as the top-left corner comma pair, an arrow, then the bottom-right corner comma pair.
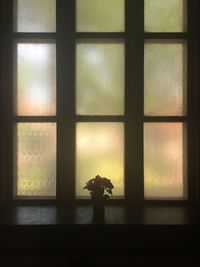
92,199 -> 105,223
90,178 -> 106,222
92,188 -> 105,222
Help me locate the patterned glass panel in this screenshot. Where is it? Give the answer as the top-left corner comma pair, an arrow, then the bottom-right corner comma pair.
144,41 -> 187,116
76,41 -> 124,115
76,0 -> 124,32
15,123 -> 56,197
15,0 -> 56,32
76,123 -> 124,198
144,123 -> 187,199
144,0 -> 187,32
16,43 -> 56,116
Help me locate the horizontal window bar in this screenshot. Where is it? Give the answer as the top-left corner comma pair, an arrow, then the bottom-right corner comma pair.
14,116 -> 57,122
13,33 -> 126,39
12,33 -> 57,39
14,116 -> 127,122
76,115 -> 126,122
75,32 -> 125,38
144,33 -> 187,39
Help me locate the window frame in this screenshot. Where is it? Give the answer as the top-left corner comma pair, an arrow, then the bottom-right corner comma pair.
0,0 -> 199,206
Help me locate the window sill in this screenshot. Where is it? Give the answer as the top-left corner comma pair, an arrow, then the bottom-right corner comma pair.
0,204 -> 200,255
0,203 -> 199,225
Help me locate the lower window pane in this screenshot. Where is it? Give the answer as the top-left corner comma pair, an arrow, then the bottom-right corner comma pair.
76,122 -> 124,198
144,123 -> 187,199
15,123 -> 56,198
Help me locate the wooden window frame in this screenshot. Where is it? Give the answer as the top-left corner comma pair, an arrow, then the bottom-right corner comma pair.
0,0 -> 199,206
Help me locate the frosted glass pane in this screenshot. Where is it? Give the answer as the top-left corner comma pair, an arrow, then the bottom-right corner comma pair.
76,41 -> 124,115
76,123 -> 124,198
76,0 -> 124,32
15,123 -> 56,197
144,41 -> 187,116
144,0 -> 187,32
15,0 -> 56,32
16,43 -> 56,116
144,123 -> 187,199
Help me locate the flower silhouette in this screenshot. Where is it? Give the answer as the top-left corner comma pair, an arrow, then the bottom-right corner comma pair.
83,175 -> 114,200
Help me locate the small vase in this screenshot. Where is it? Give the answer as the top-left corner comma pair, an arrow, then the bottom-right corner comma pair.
92,199 -> 105,223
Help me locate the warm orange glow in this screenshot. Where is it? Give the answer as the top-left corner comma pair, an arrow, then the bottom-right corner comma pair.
76,123 -> 124,198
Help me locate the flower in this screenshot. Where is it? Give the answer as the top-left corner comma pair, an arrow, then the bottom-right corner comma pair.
83,175 -> 114,200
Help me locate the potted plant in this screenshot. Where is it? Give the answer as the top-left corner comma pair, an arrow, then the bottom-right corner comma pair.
83,175 -> 114,220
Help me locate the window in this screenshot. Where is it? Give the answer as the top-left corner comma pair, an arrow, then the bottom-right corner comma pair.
0,0 -> 199,204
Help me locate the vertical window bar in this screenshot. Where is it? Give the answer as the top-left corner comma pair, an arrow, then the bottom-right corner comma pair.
187,0 -> 200,204
125,0 -> 144,202
0,0 -> 14,203
57,0 -> 75,202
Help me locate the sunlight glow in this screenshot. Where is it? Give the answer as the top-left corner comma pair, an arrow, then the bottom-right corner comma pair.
144,123 -> 187,199
16,43 -> 56,116
76,123 -> 124,198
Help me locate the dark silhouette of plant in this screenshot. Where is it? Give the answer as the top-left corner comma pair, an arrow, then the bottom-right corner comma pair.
83,174 -> 114,200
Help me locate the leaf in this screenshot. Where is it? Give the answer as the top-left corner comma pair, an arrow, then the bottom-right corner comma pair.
106,188 -> 112,195
104,194 -> 110,199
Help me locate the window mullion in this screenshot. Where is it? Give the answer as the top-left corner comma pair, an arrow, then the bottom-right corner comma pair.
125,0 -> 144,203
0,0 -> 13,203
187,0 -> 200,204
57,0 -> 75,203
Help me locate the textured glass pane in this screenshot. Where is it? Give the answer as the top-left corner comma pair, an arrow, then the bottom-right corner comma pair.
144,41 -> 187,116
16,43 -> 56,116
144,0 -> 187,32
76,0 -> 124,32
76,123 -> 124,198
76,41 -> 124,115
15,123 -> 56,197
144,123 -> 187,199
15,0 -> 56,32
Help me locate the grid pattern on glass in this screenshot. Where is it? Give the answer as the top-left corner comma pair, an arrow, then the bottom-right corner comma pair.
144,0 -> 187,32
14,0 -> 56,32
76,123 -> 124,198
144,41 -> 187,116
15,123 -> 56,197
144,123 -> 187,199
76,0 -> 124,32
76,41 -> 124,115
15,42 -> 56,116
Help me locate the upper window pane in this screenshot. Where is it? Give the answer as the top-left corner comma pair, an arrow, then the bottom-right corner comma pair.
15,43 -> 56,116
76,40 -> 124,115
144,0 -> 187,32
144,40 -> 187,116
15,42 -> 56,116
14,0 -> 56,32
76,0 -> 124,32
